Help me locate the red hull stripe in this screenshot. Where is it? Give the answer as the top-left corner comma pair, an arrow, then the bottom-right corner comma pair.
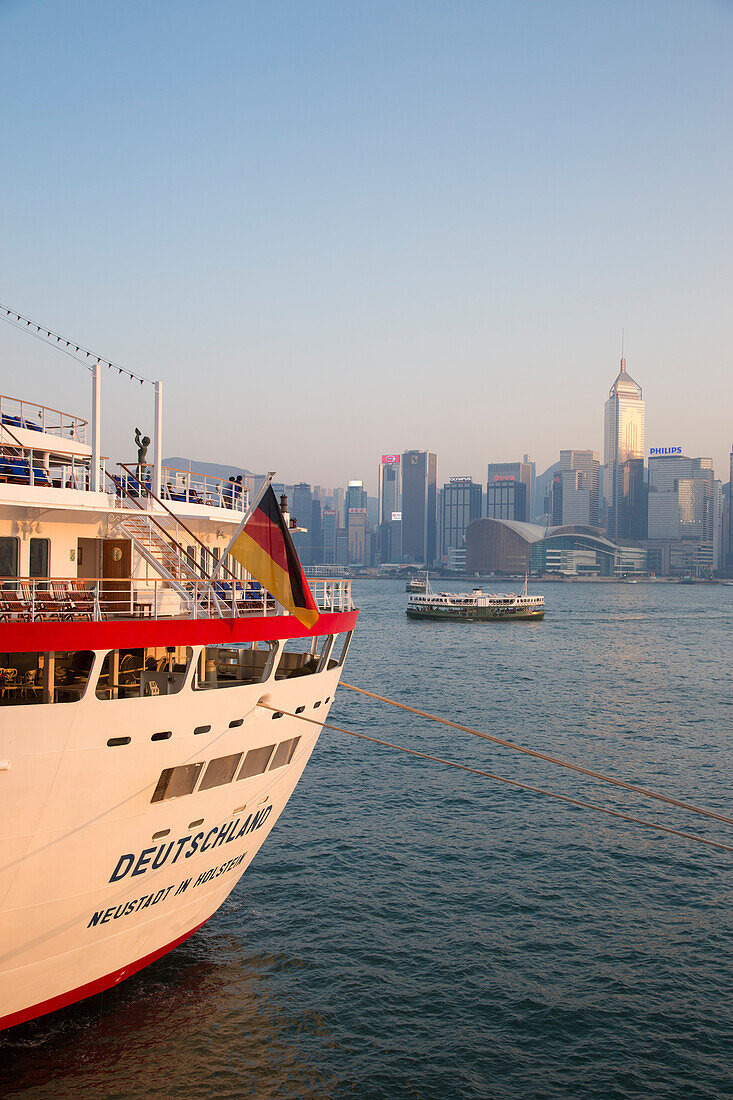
0,608 -> 357,653
0,920 -> 206,1032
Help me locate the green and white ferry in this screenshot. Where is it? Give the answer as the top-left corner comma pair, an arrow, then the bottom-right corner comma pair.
406,576 -> 545,622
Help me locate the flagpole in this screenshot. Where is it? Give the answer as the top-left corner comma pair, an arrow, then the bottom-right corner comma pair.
207,471 -> 276,583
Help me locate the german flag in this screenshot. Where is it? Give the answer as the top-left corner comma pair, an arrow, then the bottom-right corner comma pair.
228,486 -> 319,628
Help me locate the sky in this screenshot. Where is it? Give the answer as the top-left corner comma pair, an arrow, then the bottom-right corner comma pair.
1,0 -> 731,493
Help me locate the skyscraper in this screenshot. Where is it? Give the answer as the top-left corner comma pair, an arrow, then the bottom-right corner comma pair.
552,450 -> 601,526
438,478 -> 482,570
603,348 -> 645,539
377,454 -> 401,564
322,508 -> 337,564
378,455 -> 401,524
401,450 -> 437,564
486,461 -> 533,522
345,480 -> 367,519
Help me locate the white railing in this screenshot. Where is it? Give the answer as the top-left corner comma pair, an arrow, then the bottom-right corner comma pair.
0,444 -> 107,491
161,465 -> 250,512
0,394 -> 87,442
0,577 -> 354,623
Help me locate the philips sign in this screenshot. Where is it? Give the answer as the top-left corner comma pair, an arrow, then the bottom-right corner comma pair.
650,447 -> 682,455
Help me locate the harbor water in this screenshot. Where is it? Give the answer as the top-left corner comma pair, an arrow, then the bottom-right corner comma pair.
2,580 -> 732,1099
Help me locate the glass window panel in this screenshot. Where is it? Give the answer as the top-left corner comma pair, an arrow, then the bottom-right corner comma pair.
29,538 -> 50,578
0,537 -> 19,579
0,650 -> 94,706
195,642 -> 277,690
238,744 -> 275,779
96,647 -> 192,699
275,636 -> 329,680
269,737 -> 300,769
199,753 -> 243,791
151,762 -> 204,802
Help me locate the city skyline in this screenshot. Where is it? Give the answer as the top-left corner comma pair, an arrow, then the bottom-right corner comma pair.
1,1 -> 731,488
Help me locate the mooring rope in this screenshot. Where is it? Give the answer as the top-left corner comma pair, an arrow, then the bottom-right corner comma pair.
258,704 -> 733,855
342,683 -> 733,828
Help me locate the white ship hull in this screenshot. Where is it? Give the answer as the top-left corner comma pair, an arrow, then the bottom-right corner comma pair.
0,661 -> 342,1028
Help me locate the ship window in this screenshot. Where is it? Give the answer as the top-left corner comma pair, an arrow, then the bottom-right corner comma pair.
275,635 -> 330,680
151,762 -> 204,802
194,641 -> 278,691
199,753 -> 243,791
238,744 -> 275,779
0,537 -> 19,580
269,737 -> 300,769
29,538 -> 50,579
0,650 -> 94,706
96,646 -> 193,700
327,631 -> 353,669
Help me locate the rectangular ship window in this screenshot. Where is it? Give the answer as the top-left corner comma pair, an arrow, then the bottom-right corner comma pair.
238,744 -> 275,779
327,631 -> 353,669
96,647 -> 192,700
194,641 -> 278,691
199,753 -> 243,792
0,650 -> 94,706
151,762 -> 204,802
0,536 -> 19,580
269,737 -> 301,770
29,538 -> 50,580
275,636 -> 330,680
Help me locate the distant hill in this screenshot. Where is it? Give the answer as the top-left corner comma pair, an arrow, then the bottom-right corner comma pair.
164,457 -> 262,482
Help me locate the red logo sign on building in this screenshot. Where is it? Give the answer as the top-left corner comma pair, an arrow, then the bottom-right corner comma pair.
381,454 -> 400,464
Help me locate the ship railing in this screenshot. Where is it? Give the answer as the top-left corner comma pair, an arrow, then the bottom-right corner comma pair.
0,394 -> 87,442
0,442 -> 108,491
160,464 -> 251,513
0,576 -> 353,623
107,464 -> 251,513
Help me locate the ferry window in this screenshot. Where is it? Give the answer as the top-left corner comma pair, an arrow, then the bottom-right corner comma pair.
238,744 -> 275,779
96,646 -> 193,700
186,546 -> 196,568
199,753 -> 243,791
0,537 -> 19,580
327,631 -> 353,669
200,546 -> 207,574
0,650 -> 94,706
151,762 -> 204,802
275,636 -> 330,680
269,737 -> 300,769
29,538 -> 50,579
194,641 -> 278,691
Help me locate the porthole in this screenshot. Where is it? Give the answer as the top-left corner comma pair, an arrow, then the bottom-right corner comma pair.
313,701 -> 321,709
107,736 -> 131,747
151,731 -> 172,741
295,705 -> 305,714
188,818 -> 204,828
271,711 -> 283,720
194,725 -> 211,735
229,718 -> 244,728
152,829 -> 170,840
